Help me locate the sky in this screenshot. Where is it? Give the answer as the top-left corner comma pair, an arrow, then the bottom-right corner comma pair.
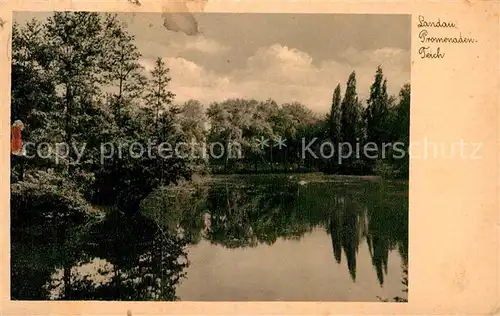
14,12 -> 411,113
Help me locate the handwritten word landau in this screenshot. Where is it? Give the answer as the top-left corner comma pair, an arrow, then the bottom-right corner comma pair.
417,15 -> 457,28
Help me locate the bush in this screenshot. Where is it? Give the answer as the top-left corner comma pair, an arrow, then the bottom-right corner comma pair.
11,170 -> 96,240
374,157 -> 408,180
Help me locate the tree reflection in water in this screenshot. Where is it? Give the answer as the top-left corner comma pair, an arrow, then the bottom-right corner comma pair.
12,211 -> 188,300
11,176 -> 408,301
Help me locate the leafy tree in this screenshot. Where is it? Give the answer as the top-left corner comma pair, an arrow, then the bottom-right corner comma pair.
179,99 -> 206,143
11,20 -> 57,133
101,14 -> 146,102
391,84 -> 410,178
365,66 -> 390,146
144,57 -> 175,130
338,71 -> 365,173
329,84 -> 342,143
207,99 -> 255,171
323,84 -> 343,173
340,71 -> 360,146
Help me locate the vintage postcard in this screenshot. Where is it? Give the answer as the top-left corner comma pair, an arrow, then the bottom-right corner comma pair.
1,0 -> 498,315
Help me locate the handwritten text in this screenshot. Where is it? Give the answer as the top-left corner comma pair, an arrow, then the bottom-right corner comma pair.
416,15 -> 477,59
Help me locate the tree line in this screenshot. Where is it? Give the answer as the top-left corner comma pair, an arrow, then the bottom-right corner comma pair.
204,72 -> 410,177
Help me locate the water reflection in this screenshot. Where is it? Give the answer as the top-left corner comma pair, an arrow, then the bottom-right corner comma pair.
11,175 -> 408,301
12,211 -> 188,300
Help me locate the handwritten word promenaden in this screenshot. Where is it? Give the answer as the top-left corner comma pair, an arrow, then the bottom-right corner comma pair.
419,30 -> 478,44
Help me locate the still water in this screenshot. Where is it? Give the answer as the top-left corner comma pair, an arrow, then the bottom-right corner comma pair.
11,174 -> 408,301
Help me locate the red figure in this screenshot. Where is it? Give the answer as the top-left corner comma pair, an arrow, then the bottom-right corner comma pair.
11,120 -> 24,156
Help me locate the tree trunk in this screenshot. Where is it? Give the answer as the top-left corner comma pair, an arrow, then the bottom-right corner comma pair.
63,264 -> 71,299
224,134 -> 231,173
65,84 -> 74,176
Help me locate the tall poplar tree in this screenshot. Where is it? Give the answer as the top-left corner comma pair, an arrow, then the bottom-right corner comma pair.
329,84 -> 342,143
340,71 -> 360,146
365,66 -> 390,145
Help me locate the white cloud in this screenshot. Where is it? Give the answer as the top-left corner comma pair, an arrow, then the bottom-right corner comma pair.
247,44 -> 313,69
140,57 -> 233,104
240,44 -> 316,85
339,46 -> 409,67
137,34 -> 229,59
184,37 -> 230,54
140,44 -> 410,113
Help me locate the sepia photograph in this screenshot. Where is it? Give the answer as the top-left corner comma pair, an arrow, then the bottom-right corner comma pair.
10,10 -> 410,302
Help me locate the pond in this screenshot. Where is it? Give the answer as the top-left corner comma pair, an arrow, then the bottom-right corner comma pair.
11,174 -> 408,301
